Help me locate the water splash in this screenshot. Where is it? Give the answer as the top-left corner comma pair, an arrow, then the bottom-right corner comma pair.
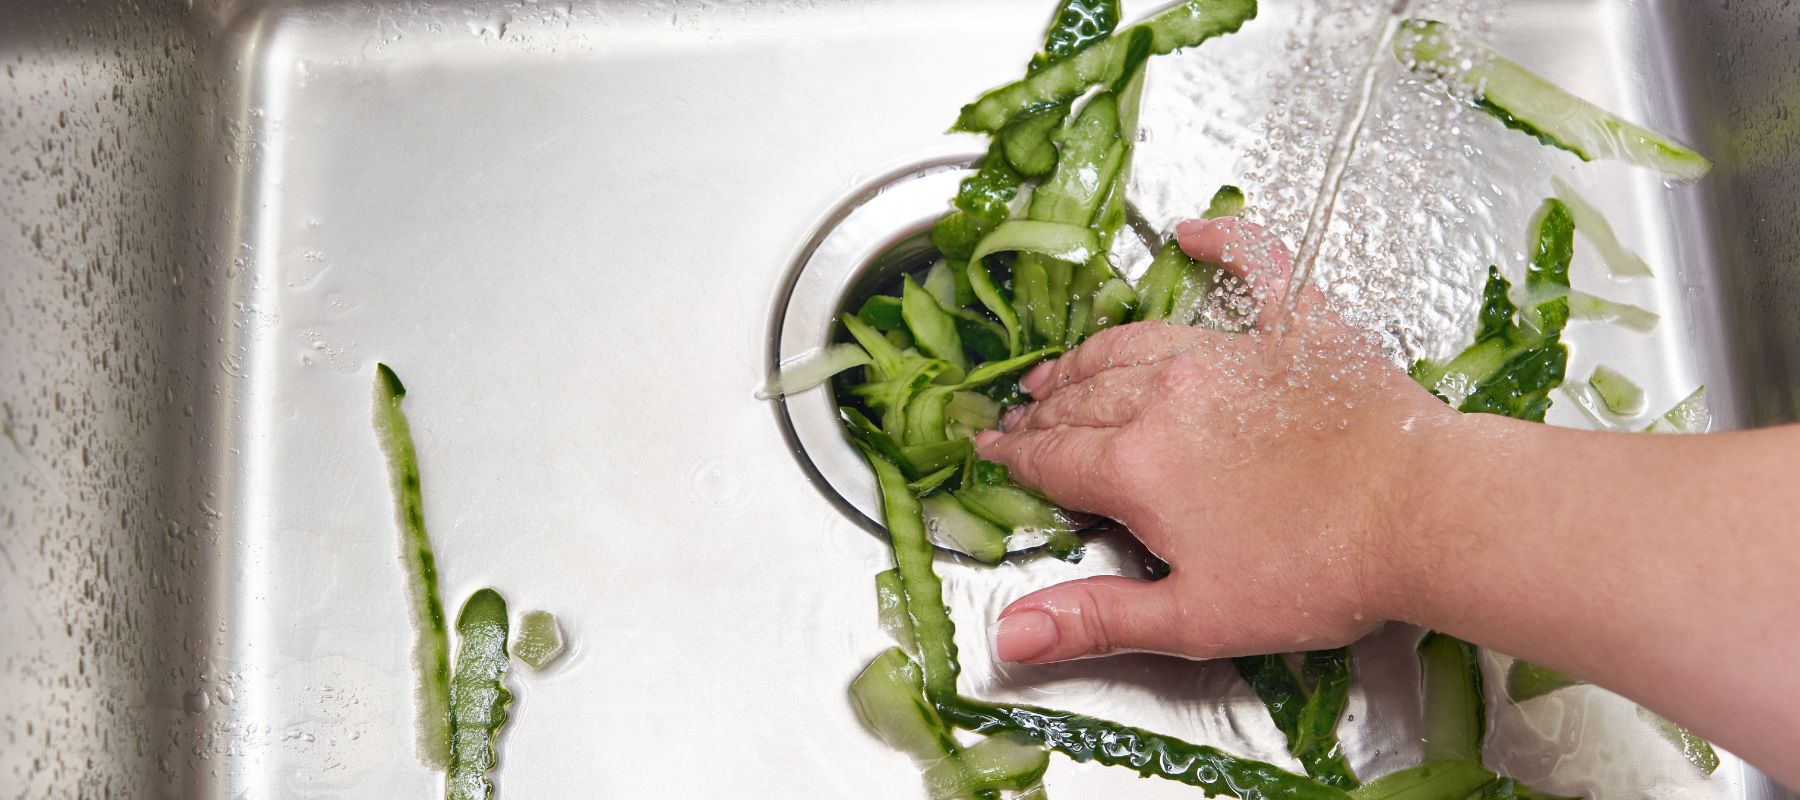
1264,0 -> 1419,362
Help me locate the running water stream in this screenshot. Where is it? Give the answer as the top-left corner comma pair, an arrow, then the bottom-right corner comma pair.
1261,0 -> 1417,362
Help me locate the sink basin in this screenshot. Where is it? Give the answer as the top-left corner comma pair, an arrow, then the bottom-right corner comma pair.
2,0 -> 1796,797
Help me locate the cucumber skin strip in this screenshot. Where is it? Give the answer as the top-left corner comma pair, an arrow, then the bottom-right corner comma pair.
756,343 -> 871,400
1233,653 -> 1359,789
1505,660 -> 1584,702
1551,177 -> 1653,279
1419,632 -> 1485,764
955,0 -> 1259,132
969,220 -> 1101,266
1234,655 -> 1306,742
447,589 -> 513,800
967,256 -> 1025,357
1640,709 -> 1721,775
1568,291 -> 1659,332
1294,649 -> 1360,788
941,698 -> 1351,800
1395,20 -> 1711,181
859,444 -> 964,699
1587,365 -> 1645,416
373,364 -> 454,769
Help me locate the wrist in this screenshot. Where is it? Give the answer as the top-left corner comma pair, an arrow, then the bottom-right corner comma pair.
1361,410 -> 1521,627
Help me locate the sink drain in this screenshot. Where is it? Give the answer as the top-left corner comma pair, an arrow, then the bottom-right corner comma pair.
768,159 -> 972,528
769,158 -> 1160,529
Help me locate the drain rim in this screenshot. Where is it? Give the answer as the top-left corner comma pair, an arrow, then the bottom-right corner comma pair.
768,158 -> 976,531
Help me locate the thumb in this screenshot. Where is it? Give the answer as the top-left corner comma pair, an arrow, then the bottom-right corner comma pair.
993,576 -> 1192,664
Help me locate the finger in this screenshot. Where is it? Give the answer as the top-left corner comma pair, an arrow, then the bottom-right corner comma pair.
973,425 -> 1122,517
1174,218 -> 1325,329
1007,363 -> 1162,432
1023,321 -> 1198,401
1175,217 -> 1293,290
993,576 -> 1192,663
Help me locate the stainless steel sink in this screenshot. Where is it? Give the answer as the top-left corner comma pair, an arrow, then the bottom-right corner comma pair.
3,0 -> 1796,797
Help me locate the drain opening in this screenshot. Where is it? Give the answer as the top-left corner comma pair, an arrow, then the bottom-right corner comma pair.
769,159 -> 1158,529
770,162 -> 970,528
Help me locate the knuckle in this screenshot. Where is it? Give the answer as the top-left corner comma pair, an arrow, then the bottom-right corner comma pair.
1099,436 -> 1154,491
1152,362 -> 1192,395
1067,584 -> 1116,655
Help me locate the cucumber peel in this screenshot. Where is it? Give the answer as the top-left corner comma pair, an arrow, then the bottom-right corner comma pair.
1638,708 -> 1721,775
372,364 -> 454,769
446,589 -> 513,800
1205,185 -> 1247,219
1419,632 -> 1485,763
955,0 -> 1258,132
1396,20 -> 1711,181
1552,177 -> 1653,278
1646,386 -> 1710,434
1568,291 -> 1659,332
1505,660 -> 1584,702
1587,365 -> 1645,416
1233,651 -> 1359,788
758,343 -> 872,399
940,698 -> 1351,799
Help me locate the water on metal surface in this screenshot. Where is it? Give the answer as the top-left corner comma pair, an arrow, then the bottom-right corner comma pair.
2,0 -> 1798,798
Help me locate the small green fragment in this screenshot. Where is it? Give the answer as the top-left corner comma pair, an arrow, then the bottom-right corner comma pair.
447,589 -> 513,800
513,610 -> 566,670
1505,659 -> 1585,702
1033,0 -> 1122,71
1233,651 -> 1358,788
1646,387 -> 1710,434
1204,185 -> 1247,219
1568,291 -> 1659,332
1588,366 -> 1645,416
1638,708 -> 1721,775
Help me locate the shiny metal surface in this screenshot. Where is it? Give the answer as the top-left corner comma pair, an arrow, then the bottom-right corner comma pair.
3,0 -> 1797,798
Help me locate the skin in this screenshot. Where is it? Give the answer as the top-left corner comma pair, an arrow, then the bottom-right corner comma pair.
975,217 -> 1800,786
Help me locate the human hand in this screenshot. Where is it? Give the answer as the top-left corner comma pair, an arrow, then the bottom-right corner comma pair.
974,218 -> 1461,664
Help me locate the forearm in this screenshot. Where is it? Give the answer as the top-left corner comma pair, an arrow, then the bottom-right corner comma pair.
1384,415 -> 1800,783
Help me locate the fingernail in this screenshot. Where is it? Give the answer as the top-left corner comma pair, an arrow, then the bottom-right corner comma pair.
1001,405 -> 1028,431
1175,219 -> 1207,240
974,430 -> 1003,452
995,610 -> 1059,663
1021,361 -> 1056,396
